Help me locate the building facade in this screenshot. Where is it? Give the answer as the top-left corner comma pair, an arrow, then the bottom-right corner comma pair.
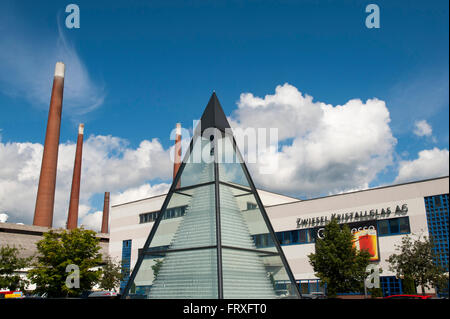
109,176 -> 449,297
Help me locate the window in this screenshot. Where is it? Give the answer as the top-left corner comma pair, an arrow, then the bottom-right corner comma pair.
275,229 -> 314,246
261,234 -> 269,247
254,235 -> 261,248
120,239 -> 132,293
290,230 -> 299,244
247,202 -> 257,210
139,206 -> 188,224
298,230 -> 307,243
424,194 -> 449,297
435,196 -> 442,207
389,218 -> 400,234
380,276 -> 403,297
276,232 -> 283,244
282,232 -> 291,245
399,217 -> 410,233
299,280 -> 325,295
300,283 -> 309,295
378,220 -> 389,235
377,217 -> 410,236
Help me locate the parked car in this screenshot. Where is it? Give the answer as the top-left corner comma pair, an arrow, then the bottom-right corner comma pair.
80,290 -> 94,298
302,292 -> 327,299
384,294 -> 432,299
24,292 -> 47,299
87,291 -> 119,299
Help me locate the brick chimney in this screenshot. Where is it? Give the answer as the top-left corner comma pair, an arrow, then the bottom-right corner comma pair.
174,123 -> 182,188
101,192 -> 110,233
33,62 -> 65,228
66,124 -> 84,230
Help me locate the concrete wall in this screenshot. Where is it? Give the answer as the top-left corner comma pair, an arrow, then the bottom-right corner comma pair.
0,223 -> 110,260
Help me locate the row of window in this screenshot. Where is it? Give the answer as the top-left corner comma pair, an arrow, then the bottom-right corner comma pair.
377,217 -> 410,236
139,206 -> 187,224
276,228 -> 316,246
252,217 -> 411,248
139,202 -> 257,224
296,276 -> 402,297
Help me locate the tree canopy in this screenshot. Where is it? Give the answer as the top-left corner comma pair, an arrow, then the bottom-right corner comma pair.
308,219 -> 371,298
98,256 -> 123,292
27,227 -> 103,297
0,245 -> 31,291
387,234 -> 448,295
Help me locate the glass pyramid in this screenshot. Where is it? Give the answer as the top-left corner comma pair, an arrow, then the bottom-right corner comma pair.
122,93 -> 301,299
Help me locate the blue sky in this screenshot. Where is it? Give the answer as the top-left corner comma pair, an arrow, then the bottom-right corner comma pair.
0,0 -> 448,228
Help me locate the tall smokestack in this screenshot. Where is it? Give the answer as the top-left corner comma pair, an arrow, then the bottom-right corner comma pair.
101,192 -> 110,234
66,124 -> 84,230
173,123 -> 182,188
33,62 -> 65,228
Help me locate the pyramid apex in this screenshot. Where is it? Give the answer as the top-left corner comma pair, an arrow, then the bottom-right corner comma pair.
199,92 -> 231,134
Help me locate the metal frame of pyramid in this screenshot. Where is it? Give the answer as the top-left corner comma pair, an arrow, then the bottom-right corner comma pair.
122,93 -> 301,299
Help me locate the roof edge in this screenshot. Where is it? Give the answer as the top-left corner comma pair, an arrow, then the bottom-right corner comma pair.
264,175 -> 450,208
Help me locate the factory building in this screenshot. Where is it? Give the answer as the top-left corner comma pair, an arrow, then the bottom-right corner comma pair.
110,176 -> 448,297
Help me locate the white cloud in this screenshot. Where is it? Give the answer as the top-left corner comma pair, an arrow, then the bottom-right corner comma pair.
395,148 -> 449,183
0,213 -> 8,223
0,8 -> 105,115
0,134 -> 173,229
230,83 -> 397,197
111,183 -> 171,206
413,120 -> 433,137
79,210 -> 103,233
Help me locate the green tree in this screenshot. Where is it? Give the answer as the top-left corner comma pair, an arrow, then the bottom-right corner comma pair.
387,234 -> 448,295
368,287 -> 383,298
308,219 -> 371,298
0,245 -> 31,291
151,259 -> 163,278
98,256 -> 123,292
27,227 -> 103,297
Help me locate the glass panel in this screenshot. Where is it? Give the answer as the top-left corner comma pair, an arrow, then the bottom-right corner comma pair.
219,183 -> 298,299
217,134 -> 250,187
219,184 -> 276,251
434,196 -> 442,207
128,248 -> 218,299
222,248 -> 296,299
310,281 -> 319,293
283,232 -> 291,245
399,217 -> 410,233
318,281 -> 326,293
301,282 -> 309,294
389,219 -> 400,234
149,184 -> 216,249
276,233 -> 283,245
179,135 -> 215,188
291,230 -> 299,244
378,220 -> 389,235
299,229 -> 307,243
